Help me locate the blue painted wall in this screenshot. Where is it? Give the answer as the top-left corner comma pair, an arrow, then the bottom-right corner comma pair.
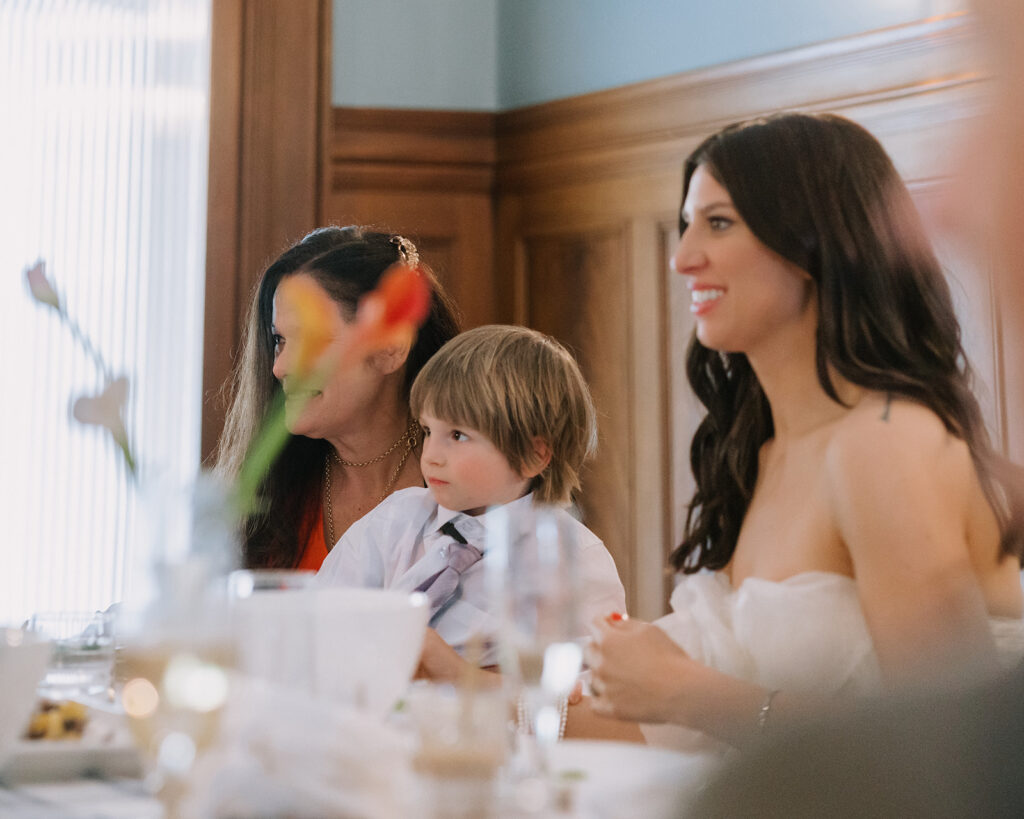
333,0 -> 498,110
498,0 -> 961,108
332,0 -> 963,111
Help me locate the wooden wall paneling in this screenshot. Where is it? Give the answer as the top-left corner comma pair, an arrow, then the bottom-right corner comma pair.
496,16 -> 977,195
521,225 -> 636,611
494,158 -> 699,618
202,0 -> 331,462
203,0 -> 244,463
325,108 -> 497,329
323,189 -> 495,330
501,172 -> 687,616
660,219 -> 704,609
235,1 -> 329,289
630,215 -> 675,622
495,195 -> 525,326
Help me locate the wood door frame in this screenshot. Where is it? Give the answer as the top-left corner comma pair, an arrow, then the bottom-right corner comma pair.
201,0 -> 332,463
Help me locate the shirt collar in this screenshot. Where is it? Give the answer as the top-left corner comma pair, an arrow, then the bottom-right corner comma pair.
427,492 -> 537,547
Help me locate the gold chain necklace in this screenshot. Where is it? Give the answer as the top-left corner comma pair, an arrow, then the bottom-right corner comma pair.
322,419 -> 421,549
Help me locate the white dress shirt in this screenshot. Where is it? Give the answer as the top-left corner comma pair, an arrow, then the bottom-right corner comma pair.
317,487 -> 626,665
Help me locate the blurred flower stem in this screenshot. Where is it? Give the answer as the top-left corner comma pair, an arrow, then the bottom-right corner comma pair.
25,260 -> 136,480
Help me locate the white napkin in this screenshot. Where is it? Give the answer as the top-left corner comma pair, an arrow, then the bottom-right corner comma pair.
181,676 -> 415,818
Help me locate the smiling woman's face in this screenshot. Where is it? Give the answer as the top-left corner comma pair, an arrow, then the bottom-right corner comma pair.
673,165 -> 815,356
270,273 -> 386,439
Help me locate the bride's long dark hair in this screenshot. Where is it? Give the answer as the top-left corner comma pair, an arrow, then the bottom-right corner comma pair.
671,112 -> 1023,573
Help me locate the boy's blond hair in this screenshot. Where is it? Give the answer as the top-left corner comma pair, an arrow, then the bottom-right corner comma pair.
410,325 -> 597,505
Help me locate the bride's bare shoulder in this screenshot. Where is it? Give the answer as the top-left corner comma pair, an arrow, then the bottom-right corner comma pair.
834,394 -> 957,447
825,394 -> 972,496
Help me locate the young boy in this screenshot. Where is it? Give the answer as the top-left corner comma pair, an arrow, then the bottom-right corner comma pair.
317,325 -> 625,665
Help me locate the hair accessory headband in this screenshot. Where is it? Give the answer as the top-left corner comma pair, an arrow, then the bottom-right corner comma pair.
391,235 -> 420,268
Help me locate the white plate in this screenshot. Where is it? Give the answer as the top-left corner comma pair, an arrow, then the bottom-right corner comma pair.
1,740 -> 142,783
0,711 -> 142,783
547,739 -> 715,819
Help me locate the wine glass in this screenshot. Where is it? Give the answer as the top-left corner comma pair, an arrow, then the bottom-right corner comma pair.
488,503 -> 584,808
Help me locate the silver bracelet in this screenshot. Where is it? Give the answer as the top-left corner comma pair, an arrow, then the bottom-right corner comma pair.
757,689 -> 780,733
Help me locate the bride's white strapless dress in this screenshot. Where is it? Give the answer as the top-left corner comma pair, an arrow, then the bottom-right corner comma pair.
641,570 -> 1024,753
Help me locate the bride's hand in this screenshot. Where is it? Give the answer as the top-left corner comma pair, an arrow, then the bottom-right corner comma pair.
588,614 -> 693,724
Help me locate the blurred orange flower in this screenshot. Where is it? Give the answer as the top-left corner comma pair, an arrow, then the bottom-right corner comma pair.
274,274 -> 337,378
351,263 -> 431,355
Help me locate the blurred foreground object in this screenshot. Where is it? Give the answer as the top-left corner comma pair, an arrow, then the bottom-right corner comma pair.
0,629 -> 51,769
693,667 -> 1024,818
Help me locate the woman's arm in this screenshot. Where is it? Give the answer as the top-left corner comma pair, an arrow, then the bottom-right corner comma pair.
825,401 -> 998,683
582,616 -> 786,747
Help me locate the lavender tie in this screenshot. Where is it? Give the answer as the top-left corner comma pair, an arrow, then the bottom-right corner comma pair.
415,521 -> 484,617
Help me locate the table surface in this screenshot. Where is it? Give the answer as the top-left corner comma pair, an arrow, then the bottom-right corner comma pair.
0,738 -> 708,818
0,778 -> 160,818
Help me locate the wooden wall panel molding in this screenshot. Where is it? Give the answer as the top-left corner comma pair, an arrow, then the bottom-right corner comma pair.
323,187 -> 495,329
203,0 -> 245,464
520,225 -> 636,605
202,0 -> 331,462
328,107 -> 496,193
495,14 -> 979,193
329,162 -> 493,194
323,108 -> 497,328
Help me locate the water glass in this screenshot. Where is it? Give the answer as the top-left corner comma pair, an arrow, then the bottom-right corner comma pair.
407,681 -> 509,819
488,504 -> 585,809
25,610 -> 116,700
227,569 -> 316,597
227,571 -> 317,692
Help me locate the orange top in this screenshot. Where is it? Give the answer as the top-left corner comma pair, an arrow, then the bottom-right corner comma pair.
296,504 -> 329,571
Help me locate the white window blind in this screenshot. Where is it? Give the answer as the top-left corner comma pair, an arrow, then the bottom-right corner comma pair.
0,0 -> 212,624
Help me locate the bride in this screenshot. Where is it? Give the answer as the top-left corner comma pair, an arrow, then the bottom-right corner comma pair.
574,112 -> 1024,752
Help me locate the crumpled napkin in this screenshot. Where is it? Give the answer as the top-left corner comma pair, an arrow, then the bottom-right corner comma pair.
180,676 -> 416,818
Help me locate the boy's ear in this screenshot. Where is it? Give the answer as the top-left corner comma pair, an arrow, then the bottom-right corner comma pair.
522,437 -> 552,479
368,342 -> 411,376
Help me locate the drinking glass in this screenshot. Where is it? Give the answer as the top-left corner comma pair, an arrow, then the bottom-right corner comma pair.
488,504 -> 584,809
25,610 -> 116,701
407,681 -> 508,818
117,475 -> 238,819
227,569 -> 317,692
227,568 -> 316,597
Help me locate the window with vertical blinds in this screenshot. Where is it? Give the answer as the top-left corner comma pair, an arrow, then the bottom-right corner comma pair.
0,0 -> 212,624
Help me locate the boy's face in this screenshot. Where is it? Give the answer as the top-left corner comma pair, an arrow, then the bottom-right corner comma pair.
418,411 -> 534,516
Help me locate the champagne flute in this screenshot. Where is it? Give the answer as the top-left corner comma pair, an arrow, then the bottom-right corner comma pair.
488,503 -> 584,806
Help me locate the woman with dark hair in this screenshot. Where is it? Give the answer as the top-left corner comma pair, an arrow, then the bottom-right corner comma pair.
216,226 -> 460,570
576,113 -> 1024,755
